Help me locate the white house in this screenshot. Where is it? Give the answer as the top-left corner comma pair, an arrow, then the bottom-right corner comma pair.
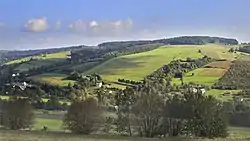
96,82 -> 103,88
192,88 -> 198,93
200,88 -> 206,94
192,87 -> 206,94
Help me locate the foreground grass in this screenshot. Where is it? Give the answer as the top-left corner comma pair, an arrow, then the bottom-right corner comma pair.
0,130 -> 185,141
0,127 -> 250,141
229,126 -> 250,139
34,118 -> 63,131
30,73 -> 75,86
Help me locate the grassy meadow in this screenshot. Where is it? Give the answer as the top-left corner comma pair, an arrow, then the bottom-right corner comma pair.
34,118 -> 63,131
0,126 -> 249,141
84,44 -> 237,88
172,60 -> 231,86
85,45 -> 204,82
30,73 -> 75,86
198,44 -> 239,60
6,51 -> 69,65
8,51 -> 69,72
172,68 -> 226,86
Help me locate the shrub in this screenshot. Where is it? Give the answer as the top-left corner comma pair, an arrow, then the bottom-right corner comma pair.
0,98 -> 34,130
63,97 -> 103,134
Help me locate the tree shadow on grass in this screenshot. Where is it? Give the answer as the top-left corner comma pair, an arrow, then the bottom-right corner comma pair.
16,58 -> 67,72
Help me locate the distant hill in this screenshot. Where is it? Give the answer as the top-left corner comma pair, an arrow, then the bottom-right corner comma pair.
1,45 -> 89,64
1,36 -> 238,63
98,36 -> 239,48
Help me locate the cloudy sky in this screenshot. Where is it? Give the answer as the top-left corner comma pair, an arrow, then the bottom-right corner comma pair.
0,0 -> 250,50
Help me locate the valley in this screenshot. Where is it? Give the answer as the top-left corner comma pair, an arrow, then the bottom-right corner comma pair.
1,36 -> 250,140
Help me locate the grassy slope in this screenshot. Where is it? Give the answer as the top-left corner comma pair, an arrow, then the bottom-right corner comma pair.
85,45 -> 203,83
30,73 -> 75,87
198,44 -> 239,60
6,51 -> 69,65
8,51 -> 69,72
172,68 -> 227,86
171,44 -> 240,86
85,44 -> 239,87
171,45 -> 246,100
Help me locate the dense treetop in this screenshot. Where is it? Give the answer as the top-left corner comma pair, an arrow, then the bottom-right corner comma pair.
98,36 -> 239,47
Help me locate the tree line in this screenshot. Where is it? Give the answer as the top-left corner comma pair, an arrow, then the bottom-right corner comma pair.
99,36 -> 238,47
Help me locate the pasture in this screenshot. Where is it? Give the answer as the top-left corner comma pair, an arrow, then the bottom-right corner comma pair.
34,118 -> 63,132
85,45 -> 204,83
6,51 -> 69,65
206,89 -> 241,101
8,51 -> 69,72
30,73 -> 75,87
172,68 -> 226,86
204,61 -> 232,69
84,44 -> 236,88
198,44 -> 238,60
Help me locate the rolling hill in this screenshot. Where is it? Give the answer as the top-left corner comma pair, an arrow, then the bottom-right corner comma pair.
7,51 -> 70,72
84,44 -> 237,86
2,42 -> 241,90
2,36 -> 250,140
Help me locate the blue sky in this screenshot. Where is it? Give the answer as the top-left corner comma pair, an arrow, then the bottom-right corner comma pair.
0,0 -> 250,49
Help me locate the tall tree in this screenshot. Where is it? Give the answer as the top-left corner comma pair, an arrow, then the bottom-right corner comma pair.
132,92 -> 164,138
63,97 -> 103,134
183,91 -> 228,138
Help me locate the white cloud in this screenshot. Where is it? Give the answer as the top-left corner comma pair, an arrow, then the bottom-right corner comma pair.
89,21 -> 98,27
24,17 -> 48,32
55,21 -> 61,30
2,18 -> 250,50
68,18 -> 134,37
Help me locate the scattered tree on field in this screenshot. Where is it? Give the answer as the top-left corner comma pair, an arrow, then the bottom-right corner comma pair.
0,98 -> 34,130
63,97 -> 103,134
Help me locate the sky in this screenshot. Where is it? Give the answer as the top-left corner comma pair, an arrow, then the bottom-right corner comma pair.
0,0 -> 250,50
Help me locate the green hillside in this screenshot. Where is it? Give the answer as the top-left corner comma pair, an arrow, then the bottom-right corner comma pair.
30,73 -> 75,87
84,44 -> 236,84
7,51 -> 70,72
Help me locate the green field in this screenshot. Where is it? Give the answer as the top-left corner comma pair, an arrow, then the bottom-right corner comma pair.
8,51 -> 69,72
172,68 -> 226,86
30,73 -> 75,86
34,118 -> 63,131
198,44 -> 239,60
85,45 -> 204,82
84,44 -> 237,87
6,51 -> 69,65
